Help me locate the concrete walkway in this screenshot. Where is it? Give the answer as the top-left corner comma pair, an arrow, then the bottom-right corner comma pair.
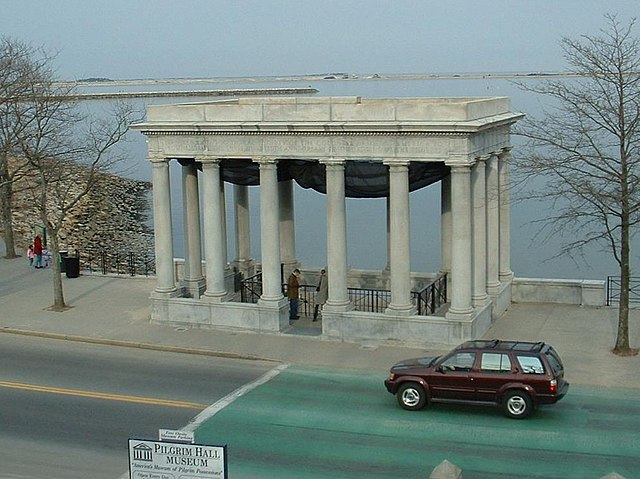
1,243 -> 638,387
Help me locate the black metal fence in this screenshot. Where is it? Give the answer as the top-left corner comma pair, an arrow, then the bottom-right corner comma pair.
80,250 -> 156,276
240,271 -> 448,315
606,276 -> 640,306
413,273 -> 448,315
241,271 -> 263,303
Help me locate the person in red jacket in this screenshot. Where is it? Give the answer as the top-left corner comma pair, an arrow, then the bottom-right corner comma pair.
33,234 -> 43,269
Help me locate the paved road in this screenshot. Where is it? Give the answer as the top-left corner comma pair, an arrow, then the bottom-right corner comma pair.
0,334 -> 275,479
194,365 -> 640,479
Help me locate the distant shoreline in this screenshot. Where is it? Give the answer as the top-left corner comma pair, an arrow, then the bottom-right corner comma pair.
54,71 -> 583,89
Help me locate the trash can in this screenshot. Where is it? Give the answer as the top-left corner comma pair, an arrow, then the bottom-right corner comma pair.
65,256 -> 80,278
59,251 -> 68,273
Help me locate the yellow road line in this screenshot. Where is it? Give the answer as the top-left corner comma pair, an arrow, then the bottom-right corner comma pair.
0,380 -> 206,409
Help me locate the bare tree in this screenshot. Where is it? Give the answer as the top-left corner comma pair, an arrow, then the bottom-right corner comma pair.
515,14 -> 640,355
6,41 -> 134,310
0,37 -> 54,258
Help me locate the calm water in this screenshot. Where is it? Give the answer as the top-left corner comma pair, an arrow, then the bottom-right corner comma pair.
93,76 -> 626,281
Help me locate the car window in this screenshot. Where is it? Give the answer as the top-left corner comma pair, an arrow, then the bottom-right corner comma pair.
480,353 -> 511,372
516,355 -> 545,374
441,352 -> 476,371
545,349 -> 563,375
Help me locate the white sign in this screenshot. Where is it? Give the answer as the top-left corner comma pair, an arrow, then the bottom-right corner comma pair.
129,438 -> 227,479
159,429 -> 195,444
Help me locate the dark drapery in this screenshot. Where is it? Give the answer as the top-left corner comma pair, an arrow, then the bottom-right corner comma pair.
213,159 -> 449,198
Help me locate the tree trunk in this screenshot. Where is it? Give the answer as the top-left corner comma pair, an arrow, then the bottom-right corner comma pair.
0,156 -> 18,259
613,194 -> 631,354
47,228 -> 66,311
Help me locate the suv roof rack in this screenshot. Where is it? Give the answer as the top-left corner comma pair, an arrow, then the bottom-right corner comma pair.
461,339 -> 546,352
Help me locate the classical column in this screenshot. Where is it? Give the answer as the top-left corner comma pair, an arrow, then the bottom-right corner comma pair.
440,174 -> 452,274
181,160 -> 205,297
233,184 -> 253,274
321,158 -> 351,310
446,164 -> 474,318
385,161 -> 415,315
472,157 -> 489,306
279,179 -> 297,275
150,158 -> 177,296
257,158 -> 284,303
201,160 -> 227,300
219,179 -> 229,273
486,153 -> 501,296
498,147 -> 513,283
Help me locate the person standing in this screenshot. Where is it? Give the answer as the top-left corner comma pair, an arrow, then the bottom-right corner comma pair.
287,268 -> 301,322
313,268 -> 328,321
27,245 -> 35,266
33,235 -> 43,269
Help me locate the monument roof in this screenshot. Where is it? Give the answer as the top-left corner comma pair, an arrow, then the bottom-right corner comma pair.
136,96 -> 522,133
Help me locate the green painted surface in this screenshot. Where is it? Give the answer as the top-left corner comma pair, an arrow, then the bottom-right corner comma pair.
195,366 -> 640,478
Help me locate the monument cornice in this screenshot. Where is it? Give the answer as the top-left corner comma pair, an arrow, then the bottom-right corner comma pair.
140,129 -> 470,138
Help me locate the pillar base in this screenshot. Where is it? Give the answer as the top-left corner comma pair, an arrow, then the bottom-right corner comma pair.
233,258 -> 256,278
258,295 -> 286,308
182,277 -> 206,299
446,307 -> 474,321
472,293 -> 490,308
323,300 -> 354,313
499,271 -> 514,283
385,304 -> 416,316
150,287 -> 180,299
203,290 -> 229,302
487,281 -> 501,298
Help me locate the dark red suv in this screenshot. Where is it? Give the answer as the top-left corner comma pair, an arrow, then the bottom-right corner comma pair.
384,339 -> 569,418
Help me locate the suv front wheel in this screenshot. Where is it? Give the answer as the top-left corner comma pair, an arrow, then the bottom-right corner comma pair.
503,390 -> 533,419
397,382 -> 427,411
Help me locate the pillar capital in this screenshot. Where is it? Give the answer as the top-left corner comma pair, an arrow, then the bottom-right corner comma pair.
383,159 -> 410,168
500,145 -> 514,154
254,156 -> 278,166
320,158 -> 346,168
445,154 -> 474,167
198,157 -> 222,166
449,163 -> 472,174
149,157 -> 170,165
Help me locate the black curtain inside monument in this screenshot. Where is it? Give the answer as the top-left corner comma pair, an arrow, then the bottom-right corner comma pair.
217,159 -> 450,198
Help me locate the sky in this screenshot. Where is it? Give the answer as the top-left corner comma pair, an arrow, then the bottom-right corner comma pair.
2,0 -> 638,80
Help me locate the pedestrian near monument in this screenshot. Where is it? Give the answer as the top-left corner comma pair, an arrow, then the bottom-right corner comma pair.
27,245 -> 35,266
42,248 -> 51,268
313,268 -> 328,321
33,235 -> 43,269
287,268 -> 301,322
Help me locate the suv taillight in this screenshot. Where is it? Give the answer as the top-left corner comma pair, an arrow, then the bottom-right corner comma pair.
549,379 -> 557,393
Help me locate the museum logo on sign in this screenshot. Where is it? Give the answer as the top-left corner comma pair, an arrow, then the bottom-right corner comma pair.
132,442 -> 153,462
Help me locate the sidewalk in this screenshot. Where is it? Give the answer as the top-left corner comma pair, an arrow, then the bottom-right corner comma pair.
1,243 -> 638,387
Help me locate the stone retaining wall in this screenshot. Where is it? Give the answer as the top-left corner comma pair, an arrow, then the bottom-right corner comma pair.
3,159 -> 153,256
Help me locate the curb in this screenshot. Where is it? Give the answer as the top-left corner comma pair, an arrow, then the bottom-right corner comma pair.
0,327 -> 282,364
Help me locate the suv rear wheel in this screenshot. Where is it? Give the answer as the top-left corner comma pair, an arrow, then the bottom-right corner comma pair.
503,390 -> 532,419
397,382 -> 426,411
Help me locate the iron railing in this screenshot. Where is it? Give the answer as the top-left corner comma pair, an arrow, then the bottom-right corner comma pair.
240,271 -> 448,315
606,276 -> 640,306
81,250 -> 156,276
241,271 -> 263,303
413,273 -> 448,315
348,287 -> 391,312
